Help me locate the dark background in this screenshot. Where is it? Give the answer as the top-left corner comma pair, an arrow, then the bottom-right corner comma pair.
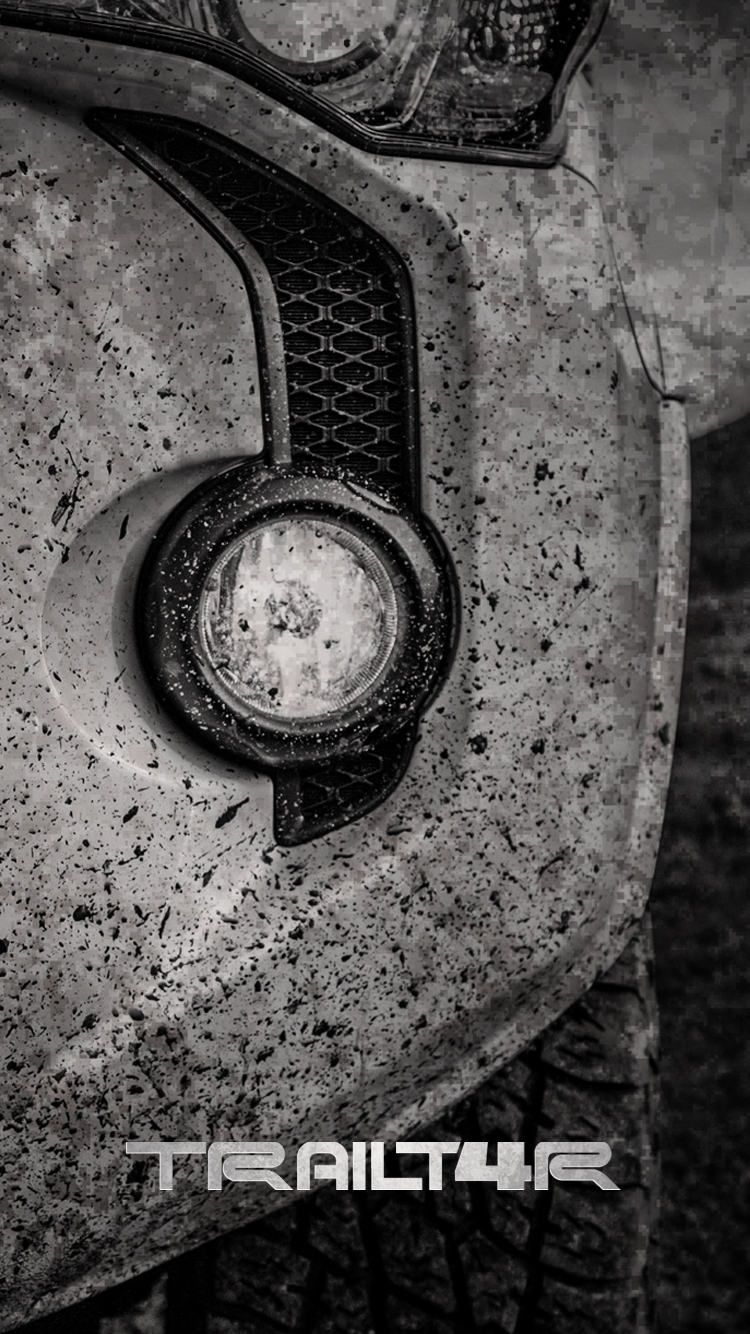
650,414 -> 750,1333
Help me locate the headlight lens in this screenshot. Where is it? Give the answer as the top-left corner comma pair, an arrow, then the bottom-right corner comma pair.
199,515 -> 400,723
223,0 -> 403,69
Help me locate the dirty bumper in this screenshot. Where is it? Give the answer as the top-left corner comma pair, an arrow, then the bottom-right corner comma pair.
0,30 -> 688,1329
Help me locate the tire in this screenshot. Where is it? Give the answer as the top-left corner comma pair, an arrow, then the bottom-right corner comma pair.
21,916 -> 659,1334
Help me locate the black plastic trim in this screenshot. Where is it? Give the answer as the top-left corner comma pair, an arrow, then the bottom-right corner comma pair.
90,109 -> 420,505
84,107 -> 457,844
274,718 -> 420,846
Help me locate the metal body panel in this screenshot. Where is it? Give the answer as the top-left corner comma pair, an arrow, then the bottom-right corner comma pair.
0,31 -> 688,1328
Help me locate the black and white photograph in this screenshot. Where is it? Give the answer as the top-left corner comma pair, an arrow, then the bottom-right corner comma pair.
0,2 -> 746,1331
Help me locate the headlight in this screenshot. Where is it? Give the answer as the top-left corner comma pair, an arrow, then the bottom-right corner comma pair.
1,0 -> 609,162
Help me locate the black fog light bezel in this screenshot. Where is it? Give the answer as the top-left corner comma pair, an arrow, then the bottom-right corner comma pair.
137,463 -> 454,773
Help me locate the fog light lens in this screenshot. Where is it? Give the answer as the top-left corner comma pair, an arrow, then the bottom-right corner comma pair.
198,516 -> 399,722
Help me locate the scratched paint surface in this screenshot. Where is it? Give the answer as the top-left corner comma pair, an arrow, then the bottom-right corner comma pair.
0,37 -> 686,1329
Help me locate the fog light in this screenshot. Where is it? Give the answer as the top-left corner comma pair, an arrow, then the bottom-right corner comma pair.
136,466 -> 454,782
199,516 -> 399,722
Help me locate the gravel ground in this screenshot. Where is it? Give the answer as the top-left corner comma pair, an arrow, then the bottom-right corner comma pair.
650,412 -> 750,1333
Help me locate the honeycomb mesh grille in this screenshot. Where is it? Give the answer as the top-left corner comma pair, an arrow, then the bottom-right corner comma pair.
276,721 -> 418,844
92,110 -> 424,843
101,114 -> 417,499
